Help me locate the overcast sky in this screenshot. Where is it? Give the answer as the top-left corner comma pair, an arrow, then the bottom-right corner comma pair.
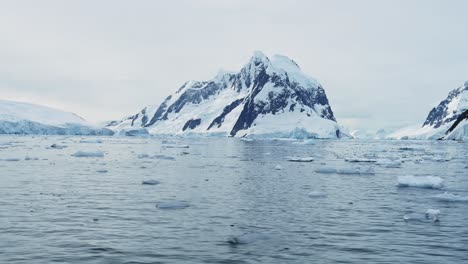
1,0 -> 467,131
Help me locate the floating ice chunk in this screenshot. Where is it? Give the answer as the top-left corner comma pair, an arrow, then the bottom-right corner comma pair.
338,167 -> 375,175
2,158 -> 21,162
79,139 -> 102,144
286,157 -> 314,162
138,154 -> 176,160
404,209 -> 440,223
425,209 -> 441,219
50,144 -> 67,149
142,179 -> 161,185
227,233 -> 271,245
308,191 -> 327,197
345,158 -> 377,163
315,167 -> 338,174
163,144 -> 189,149
96,169 -> 108,173
431,192 -> 468,202
240,138 -> 254,142
71,150 -> 104,158
25,156 -> 39,161
156,201 -> 190,209
399,147 -> 424,151
397,175 -> 444,189
274,165 -> 283,170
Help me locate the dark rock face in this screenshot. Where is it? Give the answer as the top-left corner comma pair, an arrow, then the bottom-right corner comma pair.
442,109 -> 468,137
423,84 -> 468,128
182,118 -> 202,131
111,52 -> 341,137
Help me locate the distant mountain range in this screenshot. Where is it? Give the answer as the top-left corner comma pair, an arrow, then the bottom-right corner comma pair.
388,81 -> 468,140
106,51 -> 348,139
0,52 -> 466,140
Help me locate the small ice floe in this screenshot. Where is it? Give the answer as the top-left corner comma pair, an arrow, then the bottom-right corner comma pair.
25,156 -> 39,161
49,144 -> 67,149
274,165 -> 283,170
345,158 -> 377,163
137,154 -> 176,160
71,150 -> 104,158
425,209 -> 441,219
315,167 -> 338,174
240,138 -> 254,142
79,139 -> 103,144
163,144 -> 189,149
156,201 -> 190,209
286,156 -> 314,162
96,169 -> 108,173
403,210 -> 440,223
142,179 -> 161,185
1,158 -> 21,162
227,233 -> 271,245
397,175 -> 444,189
308,191 -> 328,198
431,192 -> 468,202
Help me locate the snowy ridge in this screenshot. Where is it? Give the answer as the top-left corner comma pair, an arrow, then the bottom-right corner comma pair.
0,100 -> 113,135
108,51 -> 348,139
388,81 -> 468,139
439,109 -> 468,140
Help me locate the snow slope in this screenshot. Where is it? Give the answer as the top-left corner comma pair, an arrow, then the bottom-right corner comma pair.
388,81 -> 468,139
0,100 -> 113,135
108,51 -> 348,139
439,109 -> 468,140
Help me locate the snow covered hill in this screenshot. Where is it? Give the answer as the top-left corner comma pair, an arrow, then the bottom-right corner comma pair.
0,100 -> 113,135
388,81 -> 468,139
108,51 -> 348,139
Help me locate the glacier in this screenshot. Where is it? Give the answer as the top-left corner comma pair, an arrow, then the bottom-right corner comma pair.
0,100 -> 113,136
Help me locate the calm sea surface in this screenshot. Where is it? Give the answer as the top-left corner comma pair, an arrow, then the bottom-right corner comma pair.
1,136 -> 467,263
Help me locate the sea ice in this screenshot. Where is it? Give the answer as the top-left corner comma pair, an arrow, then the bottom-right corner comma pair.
163,144 -> 189,149
431,192 -> 468,202
79,139 -> 103,144
71,150 -> 104,158
397,175 -> 444,189
49,144 -> 67,149
286,156 -> 314,162
1,158 -> 21,162
274,165 -> 283,170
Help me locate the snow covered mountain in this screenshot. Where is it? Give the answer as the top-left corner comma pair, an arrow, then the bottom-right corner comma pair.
388,81 -> 468,139
0,100 -> 113,135
439,109 -> 468,140
108,52 -> 348,138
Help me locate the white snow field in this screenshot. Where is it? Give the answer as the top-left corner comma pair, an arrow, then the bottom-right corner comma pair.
0,136 -> 467,264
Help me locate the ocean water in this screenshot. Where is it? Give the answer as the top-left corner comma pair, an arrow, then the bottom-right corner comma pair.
0,136 -> 467,264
